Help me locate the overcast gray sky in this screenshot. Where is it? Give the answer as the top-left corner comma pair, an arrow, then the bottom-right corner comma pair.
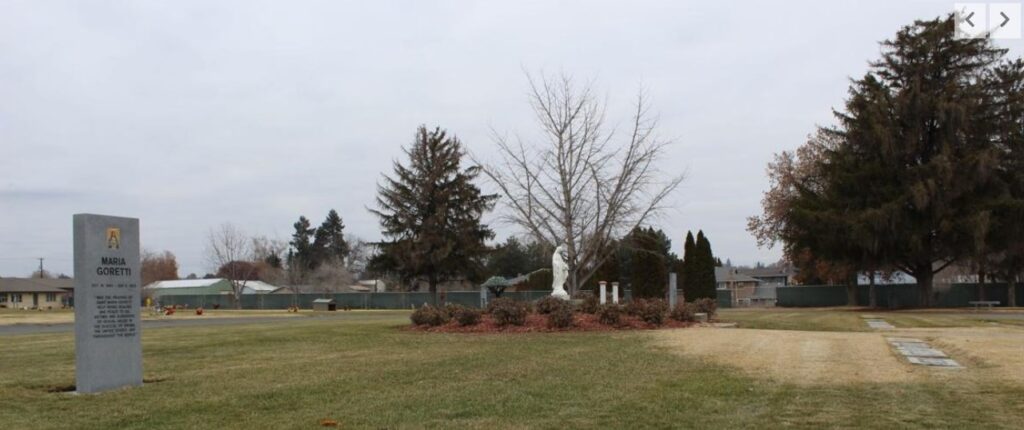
2,0 -> 1023,277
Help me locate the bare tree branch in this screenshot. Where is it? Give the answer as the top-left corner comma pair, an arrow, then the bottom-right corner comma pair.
476,71 -> 685,295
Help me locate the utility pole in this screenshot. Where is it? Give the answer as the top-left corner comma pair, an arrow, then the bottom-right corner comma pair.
37,258 -> 44,278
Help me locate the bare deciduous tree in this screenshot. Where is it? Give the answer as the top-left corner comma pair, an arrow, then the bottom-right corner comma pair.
204,223 -> 258,308
344,234 -> 372,278
311,257 -> 354,295
141,249 -> 179,286
478,72 -> 684,295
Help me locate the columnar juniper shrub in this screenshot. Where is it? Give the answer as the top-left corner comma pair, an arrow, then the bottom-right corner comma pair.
535,296 -> 567,315
693,298 -> 718,318
452,306 -> 482,326
410,304 -> 449,327
596,303 -> 623,326
486,298 -> 529,326
670,302 -> 697,322
546,305 -> 574,329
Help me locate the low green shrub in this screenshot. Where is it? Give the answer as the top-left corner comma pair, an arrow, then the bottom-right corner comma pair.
487,298 -> 529,326
693,298 -> 718,318
546,306 -> 574,329
410,304 -> 449,327
535,296 -> 568,315
596,303 -> 623,326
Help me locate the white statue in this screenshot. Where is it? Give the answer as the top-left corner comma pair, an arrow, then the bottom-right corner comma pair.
551,244 -> 570,300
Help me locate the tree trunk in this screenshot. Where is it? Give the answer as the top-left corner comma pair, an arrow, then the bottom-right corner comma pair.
1008,277 -> 1017,308
429,273 -> 438,306
846,283 -> 857,307
916,265 -> 934,308
978,270 -> 986,301
869,272 -> 877,308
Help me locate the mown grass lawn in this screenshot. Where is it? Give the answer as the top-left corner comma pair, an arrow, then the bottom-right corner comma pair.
719,307 -> 1024,332
2,310 -> 1024,429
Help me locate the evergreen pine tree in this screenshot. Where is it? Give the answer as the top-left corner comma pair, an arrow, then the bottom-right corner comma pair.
627,227 -> 667,299
694,230 -> 717,300
372,126 -> 498,295
288,216 -> 316,273
312,209 -> 349,266
802,16 -> 1005,306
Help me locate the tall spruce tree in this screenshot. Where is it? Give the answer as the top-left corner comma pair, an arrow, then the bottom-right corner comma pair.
372,126 -> 498,295
988,59 -> 1024,307
312,209 -> 350,266
806,16 -> 1004,306
288,216 -> 316,273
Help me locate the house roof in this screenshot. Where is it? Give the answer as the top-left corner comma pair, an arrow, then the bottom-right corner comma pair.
0,278 -> 73,293
239,281 -> 281,294
739,267 -> 795,279
145,279 -> 225,289
714,267 -> 761,284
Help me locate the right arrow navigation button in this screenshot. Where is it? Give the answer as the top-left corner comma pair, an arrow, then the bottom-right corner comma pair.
990,4 -> 1021,39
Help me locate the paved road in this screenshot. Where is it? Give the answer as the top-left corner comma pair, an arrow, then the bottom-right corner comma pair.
0,316 -> 319,336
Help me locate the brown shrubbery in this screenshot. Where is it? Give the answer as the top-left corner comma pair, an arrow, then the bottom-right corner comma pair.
409,295 -> 703,332
487,298 -> 529,326
447,304 -> 482,326
546,305 -> 574,329
535,296 -> 567,315
670,302 -> 697,322
692,298 -> 718,318
596,303 -> 623,326
577,294 -> 600,314
410,304 -> 449,327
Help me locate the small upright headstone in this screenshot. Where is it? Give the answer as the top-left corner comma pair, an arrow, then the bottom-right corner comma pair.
599,281 -> 607,304
73,214 -> 143,393
668,273 -> 678,308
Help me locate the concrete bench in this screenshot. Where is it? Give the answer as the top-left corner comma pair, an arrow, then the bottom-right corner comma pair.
968,300 -> 999,311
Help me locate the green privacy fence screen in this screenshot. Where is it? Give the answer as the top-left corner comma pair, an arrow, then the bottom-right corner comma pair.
776,283 -> 1024,308
154,289 -> 735,310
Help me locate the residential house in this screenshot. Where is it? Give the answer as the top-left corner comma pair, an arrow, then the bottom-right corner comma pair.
738,266 -> 797,287
0,278 -> 73,309
715,267 -> 761,307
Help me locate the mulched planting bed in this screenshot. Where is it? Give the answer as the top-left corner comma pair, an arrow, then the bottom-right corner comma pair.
407,313 -> 699,333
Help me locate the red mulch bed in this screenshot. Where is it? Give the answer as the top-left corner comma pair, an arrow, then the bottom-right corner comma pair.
406,312 -> 697,333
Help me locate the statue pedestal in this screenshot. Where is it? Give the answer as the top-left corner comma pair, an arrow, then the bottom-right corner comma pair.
551,288 -> 570,300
